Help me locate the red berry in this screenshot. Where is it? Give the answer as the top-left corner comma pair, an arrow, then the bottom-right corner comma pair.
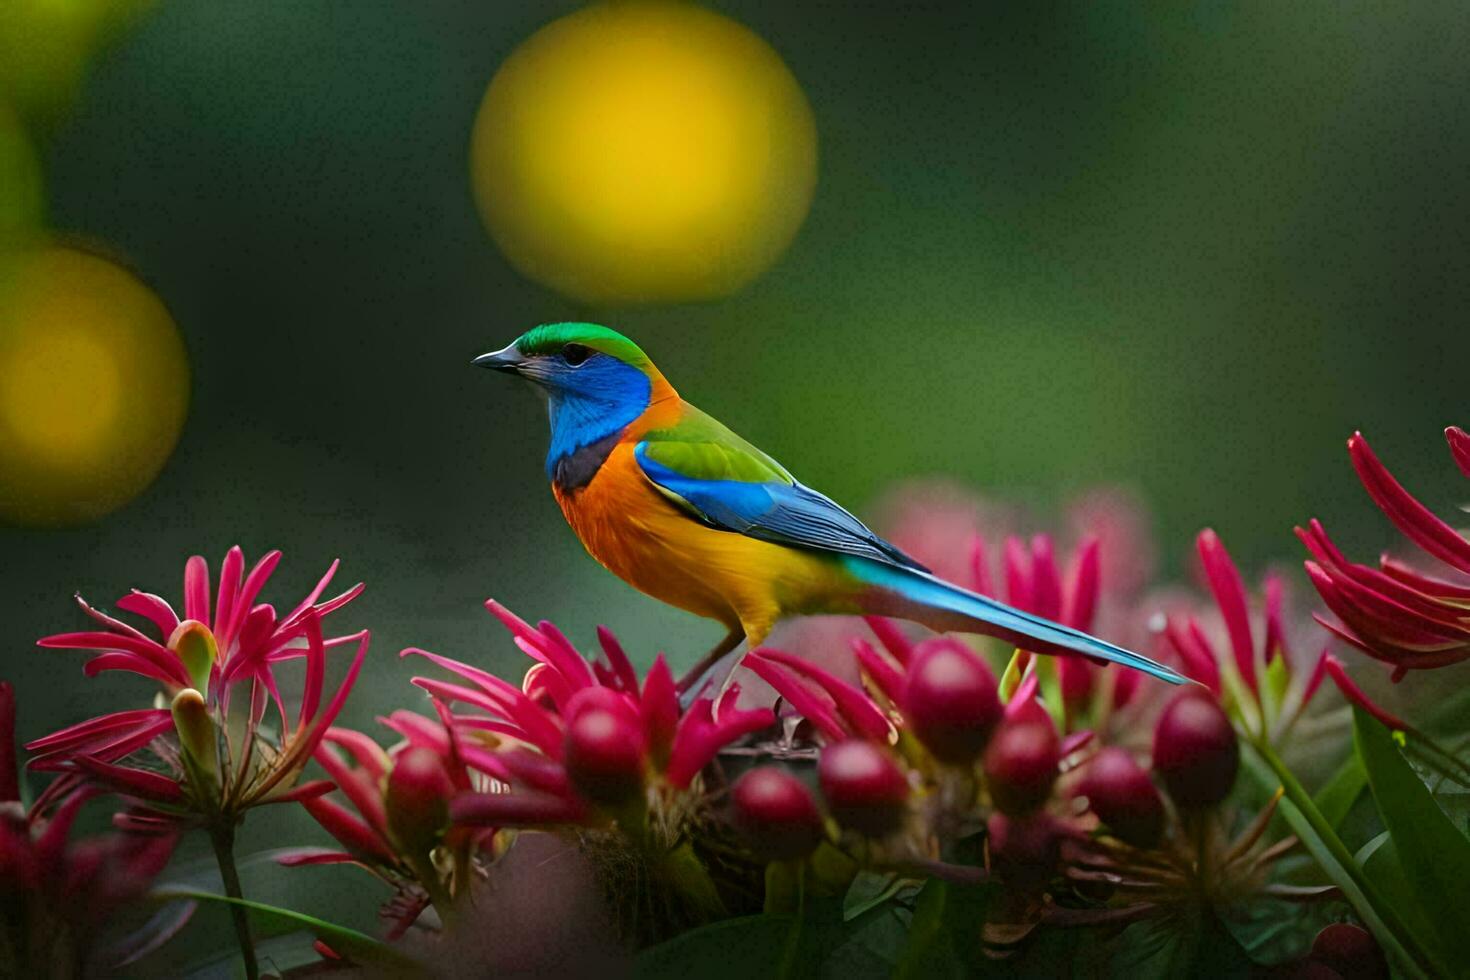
817,739 -> 909,837
987,811 -> 1060,891
1311,923 -> 1388,980
564,705 -> 646,807
386,747 -> 455,854
983,716 -> 1060,815
1151,690 -> 1238,808
1080,747 -> 1164,849
902,638 -> 1001,763
731,766 -> 825,861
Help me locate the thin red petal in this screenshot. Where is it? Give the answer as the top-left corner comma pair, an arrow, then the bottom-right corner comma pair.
117,591 -> 181,638
969,534 -> 994,596
851,637 -> 905,706
184,555 -> 211,625
863,617 -> 914,666
596,626 -> 640,694
300,794 -> 394,861
755,648 -> 891,741
213,546 -> 245,646
1323,655 -> 1408,730
641,654 -> 679,761
741,655 -> 845,741
1197,529 -> 1257,692
1448,426 -> 1470,480
1064,537 -> 1100,632
1028,535 -> 1062,620
1350,432 -> 1470,574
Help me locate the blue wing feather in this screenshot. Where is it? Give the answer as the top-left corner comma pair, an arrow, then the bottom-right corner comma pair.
634,444 -> 927,571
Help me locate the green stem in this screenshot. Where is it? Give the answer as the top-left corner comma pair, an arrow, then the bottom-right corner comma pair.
1247,741 -> 1431,980
208,823 -> 259,980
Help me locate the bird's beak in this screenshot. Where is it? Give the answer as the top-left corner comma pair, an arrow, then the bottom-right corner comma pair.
472,343 -> 526,373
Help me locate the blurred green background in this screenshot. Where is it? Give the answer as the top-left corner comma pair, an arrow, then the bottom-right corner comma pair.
3,0 -> 1468,965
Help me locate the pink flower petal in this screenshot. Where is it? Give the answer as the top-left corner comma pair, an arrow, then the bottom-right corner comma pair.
1064,537 -> 1100,632
116,591 -> 181,639
301,793 -> 394,862
183,555 -> 211,624
213,546 -> 245,648
1028,535 -> 1063,621
969,534 -> 994,596
755,648 -> 891,742
1323,655 -> 1408,730
641,654 -> 679,762
741,654 -> 845,741
324,726 -> 392,779
1350,432 -> 1470,575
67,757 -> 183,803
863,616 -> 914,666
596,626 -> 640,694
275,848 -> 359,867
1448,426 -> 1470,480
1003,536 -> 1033,611
1197,529 -> 1257,693
851,637 -> 905,705
39,632 -> 189,688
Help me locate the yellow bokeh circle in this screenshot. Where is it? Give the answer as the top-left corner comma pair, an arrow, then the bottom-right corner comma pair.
470,0 -> 818,306
0,244 -> 188,526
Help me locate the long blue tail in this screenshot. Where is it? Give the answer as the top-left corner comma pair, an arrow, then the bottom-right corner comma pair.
842,556 -> 1187,686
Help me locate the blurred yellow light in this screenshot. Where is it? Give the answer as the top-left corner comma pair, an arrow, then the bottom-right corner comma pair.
0,245 -> 188,526
470,0 -> 817,306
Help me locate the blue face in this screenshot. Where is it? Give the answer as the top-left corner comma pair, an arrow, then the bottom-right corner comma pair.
516,345 -> 652,478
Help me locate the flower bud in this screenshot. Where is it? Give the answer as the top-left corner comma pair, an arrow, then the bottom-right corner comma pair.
1151,690 -> 1238,808
1080,747 -> 1164,848
564,705 -> 646,807
983,716 -> 1059,815
731,766 -> 825,861
1310,923 -> 1387,980
386,747 -> 455,856
817,739 -> 908,837
168,620 -> 217,696
987,811 -> 1060,891
170,688 -> 218,789
901,639 -> 1000,763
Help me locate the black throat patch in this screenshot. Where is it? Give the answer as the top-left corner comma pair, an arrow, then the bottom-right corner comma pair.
552,429 -> 625,491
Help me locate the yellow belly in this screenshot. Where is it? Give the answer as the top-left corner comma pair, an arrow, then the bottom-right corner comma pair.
552,444 -> 855,644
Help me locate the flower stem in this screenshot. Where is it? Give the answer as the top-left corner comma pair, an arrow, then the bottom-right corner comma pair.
1246,741 -> 1431,980
208,823 -> 259,980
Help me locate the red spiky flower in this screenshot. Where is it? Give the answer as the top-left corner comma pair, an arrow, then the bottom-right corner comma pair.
1299,428 -> 1470,678
1,682 -> 178,977
403,601 -> 774,831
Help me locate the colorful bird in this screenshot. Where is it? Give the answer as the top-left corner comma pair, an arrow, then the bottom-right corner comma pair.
475,323 -> 1185,691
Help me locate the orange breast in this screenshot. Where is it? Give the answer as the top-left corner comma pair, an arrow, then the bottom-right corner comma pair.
551,443 -> 853,644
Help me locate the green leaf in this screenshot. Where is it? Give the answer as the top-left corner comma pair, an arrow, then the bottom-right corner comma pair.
152,888 -> 422,974
842,870 -> 914,922
1313,749 -> 1366,831
891,880 -> 961,980
1355,707 -> 1470,969
1242,741 -> 1431,979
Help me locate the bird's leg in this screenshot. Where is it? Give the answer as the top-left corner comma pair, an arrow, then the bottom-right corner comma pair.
676,629 -> 745,694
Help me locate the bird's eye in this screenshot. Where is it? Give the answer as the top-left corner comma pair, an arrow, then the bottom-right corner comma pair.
562,343 -> 592,366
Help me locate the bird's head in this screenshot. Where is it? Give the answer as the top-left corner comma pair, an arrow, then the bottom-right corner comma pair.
474,322 -> 672,406
475,324 -> 676,472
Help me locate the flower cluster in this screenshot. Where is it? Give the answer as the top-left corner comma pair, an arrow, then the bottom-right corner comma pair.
13,426 -> 1469,975
1300,429 -> 1470,677
26,547 -> 368,831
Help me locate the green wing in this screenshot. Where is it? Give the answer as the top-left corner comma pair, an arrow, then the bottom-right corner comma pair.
634,406 -> 925,570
